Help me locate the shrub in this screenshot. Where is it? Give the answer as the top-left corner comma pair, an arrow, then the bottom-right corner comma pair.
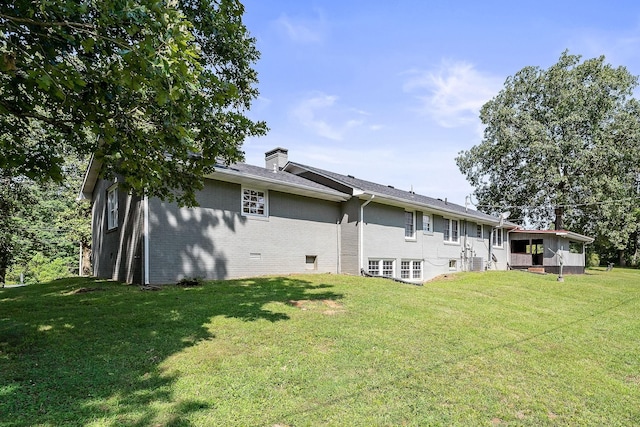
176,277 -> 203,287
587,252 -> 600,268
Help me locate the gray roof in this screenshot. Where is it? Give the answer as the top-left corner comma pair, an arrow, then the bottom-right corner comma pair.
216,162 -> 339,192
285,162 -> 501,225
208,162 -> 349,201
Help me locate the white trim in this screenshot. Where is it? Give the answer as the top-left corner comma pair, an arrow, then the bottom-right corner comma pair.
107,184 -> 118,230
443,218 -> 460,244
241,187 -> 268,218
404,210 -> 416,240
492,228 -> 504,248
422,212 -> 433,234
368,258 -> 395,278
144,194 -> 150,285
400,259 -> 423,281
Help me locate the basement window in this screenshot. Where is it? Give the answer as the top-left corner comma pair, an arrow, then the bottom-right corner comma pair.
368,259 -> 395,278
401,260 -> 423,280
305,255 -> 317,270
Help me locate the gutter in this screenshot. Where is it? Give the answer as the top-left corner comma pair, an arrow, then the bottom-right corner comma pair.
357,190 -> 501,226
359,194 -> 375,273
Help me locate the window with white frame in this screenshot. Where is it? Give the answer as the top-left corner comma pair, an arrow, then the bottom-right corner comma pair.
423,213 -> 432,233
382,260 -> 394,277
444,218 -> 459,243
449,259 -> 457,270
368,260 -> 380,276
107,185 -> 118,230
476,224 -> 483,239
368,259 -> 395,277
401,260 -> 423,280
242,188 -> 267,217
405,211 -> 416,239
492,228 -> 504,248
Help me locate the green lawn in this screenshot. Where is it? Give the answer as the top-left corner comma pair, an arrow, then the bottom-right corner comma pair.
1,269 -> 639,426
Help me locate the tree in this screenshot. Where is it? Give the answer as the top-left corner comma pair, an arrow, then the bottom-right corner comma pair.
0,174 -> 33,284
456,51 -> 640,257
1,155 -> 91,284
1,0 -> 266,207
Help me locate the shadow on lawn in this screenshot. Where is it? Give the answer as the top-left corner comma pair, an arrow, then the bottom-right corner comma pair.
0,275 -> 342,427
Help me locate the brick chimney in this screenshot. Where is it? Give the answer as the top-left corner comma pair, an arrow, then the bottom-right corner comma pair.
265,147 -> 288,171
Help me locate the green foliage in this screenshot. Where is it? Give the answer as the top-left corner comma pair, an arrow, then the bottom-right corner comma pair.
1,272 -> 640,425
0,155 -> 90,284
1,0 -> 266,207
7,252 -> 74,284
586,252 -> 601,268
457,51 -> 640,252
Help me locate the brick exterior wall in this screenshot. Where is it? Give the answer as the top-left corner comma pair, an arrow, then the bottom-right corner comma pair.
147,179 -> 342,283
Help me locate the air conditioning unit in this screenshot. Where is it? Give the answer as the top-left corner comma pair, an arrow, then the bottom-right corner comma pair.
471,257 -> 484,272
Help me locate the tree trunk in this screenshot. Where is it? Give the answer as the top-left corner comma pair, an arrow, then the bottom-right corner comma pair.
554,207 -> 564,230
80,243 -> 92,276
619,249 -> 626,267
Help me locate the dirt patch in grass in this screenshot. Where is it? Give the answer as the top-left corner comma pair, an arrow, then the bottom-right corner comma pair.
288,299 -> 345,315
426,274 -> 457,283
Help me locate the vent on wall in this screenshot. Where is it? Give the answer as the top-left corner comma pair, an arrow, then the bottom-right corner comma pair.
471,257 -> 484,271
305,255 -> 317,270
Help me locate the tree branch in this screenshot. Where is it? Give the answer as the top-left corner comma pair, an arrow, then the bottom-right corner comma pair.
0,13 -> 94,30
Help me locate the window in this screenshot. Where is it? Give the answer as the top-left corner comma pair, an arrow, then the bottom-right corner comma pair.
401,261 -> 410,279
476,224 -> 483,239
569,241 -> 583,254
368,259 -> 395,277
382,260 -> 394,277
405,211 -> 415,239
368,260 -> 379,276
107,185 -> 118,230
412,261 -> 422,279
449,259 -> 457,270
400,260 -> 422,280
242,188 -> 267,217
423,213 -> 432,233
444,218 -> 459,243
492,228 -> 503,248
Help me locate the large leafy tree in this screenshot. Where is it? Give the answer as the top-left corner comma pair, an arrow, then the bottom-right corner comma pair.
456,51 -> 640,257
1,0 -> 266,207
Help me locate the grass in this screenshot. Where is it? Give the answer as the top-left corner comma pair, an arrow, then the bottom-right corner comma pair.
1,269 -> 639,426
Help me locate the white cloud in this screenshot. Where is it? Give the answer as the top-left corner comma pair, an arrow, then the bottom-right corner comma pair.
274,10 -> 327,44
291,93 -> 367,141
403,60 -> 503,130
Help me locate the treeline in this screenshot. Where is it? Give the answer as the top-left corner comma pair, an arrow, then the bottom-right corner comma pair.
0,156 -> 90,284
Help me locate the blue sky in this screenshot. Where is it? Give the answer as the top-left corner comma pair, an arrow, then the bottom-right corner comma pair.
240,1 -> 640,205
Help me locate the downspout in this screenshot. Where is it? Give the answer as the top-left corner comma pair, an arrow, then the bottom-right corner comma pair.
143,194 -> 150,285
359,194 -> 375,274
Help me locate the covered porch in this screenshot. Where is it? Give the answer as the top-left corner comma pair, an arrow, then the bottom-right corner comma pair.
509,229 -> 594,274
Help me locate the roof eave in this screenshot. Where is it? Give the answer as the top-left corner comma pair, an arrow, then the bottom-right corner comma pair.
357,191 -> 501,225
205,168 -> 350,202
78,155 -> 102,201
